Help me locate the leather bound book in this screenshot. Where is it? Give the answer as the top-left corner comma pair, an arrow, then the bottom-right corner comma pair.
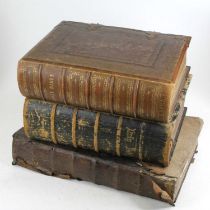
17,21 -> 191,122
23,97 -> 186,166
12,117 -> 203,205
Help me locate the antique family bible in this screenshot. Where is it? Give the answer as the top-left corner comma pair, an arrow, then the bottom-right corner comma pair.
12,117 -> 203,205
17,21 -> 191,122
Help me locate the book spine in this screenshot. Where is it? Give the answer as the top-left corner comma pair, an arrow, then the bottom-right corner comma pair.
23,99 -> 172,166
12,129 -> 174,205
18,60 -> 171,122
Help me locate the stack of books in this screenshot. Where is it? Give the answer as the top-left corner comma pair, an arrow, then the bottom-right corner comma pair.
13,21 -> 203,205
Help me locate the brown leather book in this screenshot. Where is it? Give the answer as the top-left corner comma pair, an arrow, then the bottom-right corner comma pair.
12,116 -> 203,205
17,21 -> 191,122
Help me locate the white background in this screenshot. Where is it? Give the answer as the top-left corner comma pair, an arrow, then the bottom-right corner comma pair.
0,0 -> 209,209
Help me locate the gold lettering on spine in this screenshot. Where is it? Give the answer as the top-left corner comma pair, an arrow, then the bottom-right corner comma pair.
90,73 -> 110,111
49,73 -> 55,100
126,80 -> 134,115
66,68 -> 73,104
90,73 -> 97,109
85,72 -> 91,109
109,76 -> 115,113
137,82 -> 146,119
72,108 -> 78,148
93,112 -> 100,152
79,72 -> 86,107
66,68 -> 87,107
23,98 -> 29,137
114,78 -> 121,112
32,66 -> 39,98
38,64 -> 45,101
116,116 -> 123,156
50,104 -> 57,144
66,67 -> 87,107
126,128 -> 136,143
61,68 -> 67,104
156,85 -> 166,122
138,122 -> 146,160
133,80 -> 140,117
103,74 -> 110,110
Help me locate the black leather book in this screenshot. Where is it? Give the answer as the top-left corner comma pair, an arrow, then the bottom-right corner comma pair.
23,97 -> 186,166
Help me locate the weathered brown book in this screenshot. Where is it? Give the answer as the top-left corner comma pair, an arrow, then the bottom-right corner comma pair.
12,116 -> 203,205
17,21 -> 191,122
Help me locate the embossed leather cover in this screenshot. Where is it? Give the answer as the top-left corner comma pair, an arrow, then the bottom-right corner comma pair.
12,117 -> 203,205
18,21 -> 191,122
22,21 -> 191,81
